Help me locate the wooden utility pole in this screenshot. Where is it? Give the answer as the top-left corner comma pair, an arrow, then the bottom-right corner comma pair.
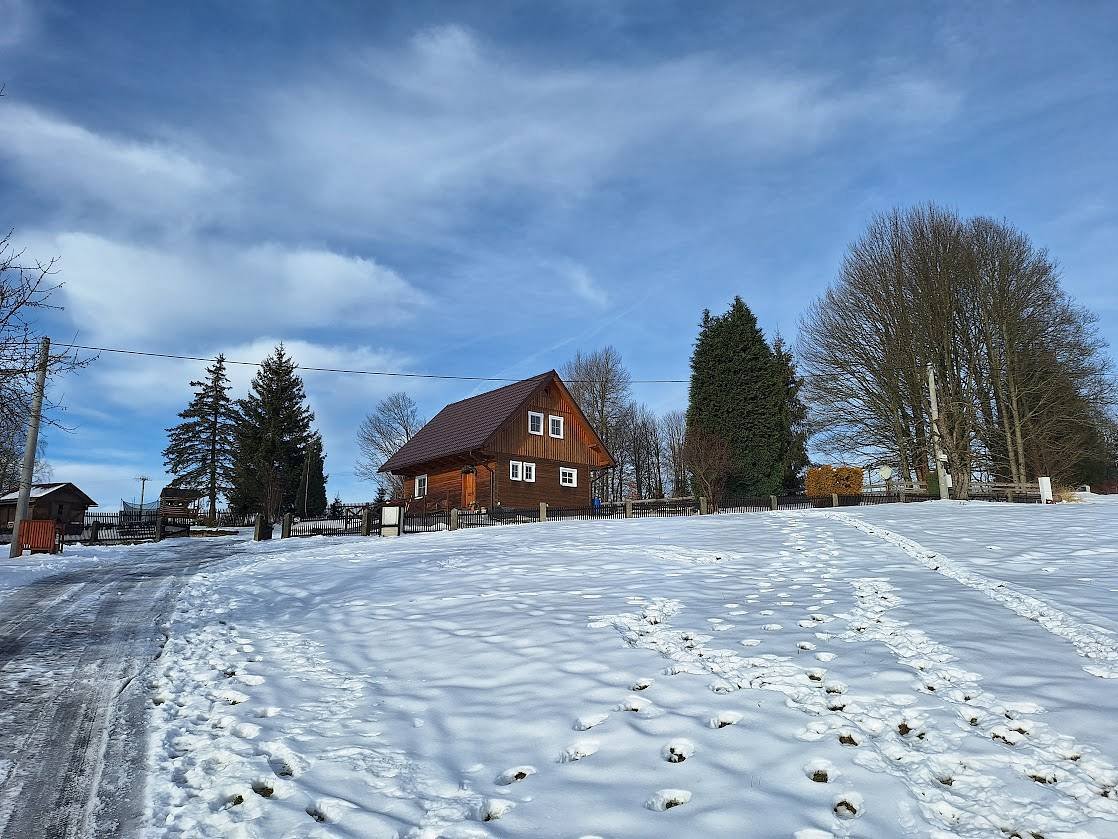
926,363 -> 950,500
136,475 -> 151,510
9,337 -> 50,558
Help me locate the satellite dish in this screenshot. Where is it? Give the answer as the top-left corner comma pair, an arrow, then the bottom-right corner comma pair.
878,466 -> 894,481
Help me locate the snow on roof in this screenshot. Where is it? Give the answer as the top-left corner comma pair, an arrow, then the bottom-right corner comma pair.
0,482 -> 97,506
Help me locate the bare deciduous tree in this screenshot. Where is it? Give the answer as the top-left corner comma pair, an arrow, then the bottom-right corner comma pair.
660,409 -> 688,496
683,426 -> 731,511
561,347 -> 631,501
356,391 -> 424,495
799,204 -> 1115,494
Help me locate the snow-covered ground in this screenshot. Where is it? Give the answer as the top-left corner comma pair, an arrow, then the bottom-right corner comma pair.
145,498 -> 1118,838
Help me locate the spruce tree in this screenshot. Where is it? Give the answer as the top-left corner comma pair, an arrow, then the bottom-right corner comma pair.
687,297 -> 785,498
230,344 -> 325,521
297,433 -> 328,516
163,354 -> 237,521
772,336 -> 811,493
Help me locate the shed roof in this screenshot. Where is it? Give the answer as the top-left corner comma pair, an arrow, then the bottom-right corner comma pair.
0,482 -> 98,507
380,371 -> 558,473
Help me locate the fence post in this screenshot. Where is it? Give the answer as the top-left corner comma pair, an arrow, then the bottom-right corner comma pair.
699,496 -> 708,515
253,514 -> 270,541
539,501 -> 547,522
90,520 -> 100,544
281,513 -> 293,538
624,500 -> 633,518
449,508 -> 459,531
154,515 -> 164,542
361,508 -> 372,536
831,493 -> 839,508
899,487 -> 906,503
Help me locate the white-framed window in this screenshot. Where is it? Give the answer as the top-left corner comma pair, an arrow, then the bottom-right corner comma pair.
415,474 -> 428,498
549,415 -> 564,438
560,467 -> 577,487
523,462 -> 536,482
509,461 -> 522,481
528,411 -> 544,435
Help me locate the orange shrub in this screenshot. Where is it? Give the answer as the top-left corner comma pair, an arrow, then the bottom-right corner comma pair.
805,465 -> 835,498
834,466 -> 864,495
805,465 -> 864,497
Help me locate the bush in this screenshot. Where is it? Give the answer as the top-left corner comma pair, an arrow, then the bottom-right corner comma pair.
804,465 -> 835,497
805,465 -> 864,497
834,467 -> 864,495
1055,487 -> 1082,503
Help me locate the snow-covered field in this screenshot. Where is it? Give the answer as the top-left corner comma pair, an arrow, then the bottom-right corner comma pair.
143,498 -> 1118,838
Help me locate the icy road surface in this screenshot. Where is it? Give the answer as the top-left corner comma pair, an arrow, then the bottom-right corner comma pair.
0,538 -> 242,839
148,500 -> 1118,838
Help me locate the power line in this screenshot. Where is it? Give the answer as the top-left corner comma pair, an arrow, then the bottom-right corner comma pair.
65,344 -> 689,384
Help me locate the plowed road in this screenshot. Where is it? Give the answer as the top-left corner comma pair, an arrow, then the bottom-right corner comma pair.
0,540 -> 237,839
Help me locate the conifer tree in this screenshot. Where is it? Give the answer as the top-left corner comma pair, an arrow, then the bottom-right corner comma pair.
687,297 -> 786,498
297,433 -> 328,516
230,344 -> 325,521
163,354 -> 237,521
772,336 -> 811,493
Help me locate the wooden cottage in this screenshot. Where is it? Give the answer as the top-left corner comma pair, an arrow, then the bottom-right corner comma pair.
380,371 -> 615,511
0,482 -> 97,533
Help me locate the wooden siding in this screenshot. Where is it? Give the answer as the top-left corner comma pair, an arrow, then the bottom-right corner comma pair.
402,457 -> 591,510
486,379 -> 610,467
493,457 -> 591,508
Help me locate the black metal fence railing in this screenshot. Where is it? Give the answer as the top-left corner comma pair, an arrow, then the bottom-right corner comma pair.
548,504 -> 627,521
721,495 -> 772,513
631,498 -> 700,516
289,510 -> 369,538
405,510 -> 452,532
60,512 -> 194,545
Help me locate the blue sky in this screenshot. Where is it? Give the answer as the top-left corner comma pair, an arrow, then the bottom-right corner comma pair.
1,1 -> 1115,507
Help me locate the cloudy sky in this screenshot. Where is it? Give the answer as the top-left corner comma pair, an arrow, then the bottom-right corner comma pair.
2,1 -> 1115,507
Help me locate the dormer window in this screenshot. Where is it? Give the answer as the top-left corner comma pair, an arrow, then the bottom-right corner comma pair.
528,411 -> 544,435
549,415 -> 564,438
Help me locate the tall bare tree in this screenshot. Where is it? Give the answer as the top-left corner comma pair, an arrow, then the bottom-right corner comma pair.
799,204 -> 1115,494
356,391 -> 424,496
683,426 -> 731,511
660,409 -> 688,496
561,347 -> 632,501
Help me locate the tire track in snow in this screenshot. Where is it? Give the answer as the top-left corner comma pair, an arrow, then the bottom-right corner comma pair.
831,512 -> 1118,679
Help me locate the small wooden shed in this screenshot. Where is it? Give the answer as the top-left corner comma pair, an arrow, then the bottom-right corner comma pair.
0,482 -> 98,533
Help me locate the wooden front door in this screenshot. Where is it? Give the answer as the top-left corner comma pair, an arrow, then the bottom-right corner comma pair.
462,470 -> 476,507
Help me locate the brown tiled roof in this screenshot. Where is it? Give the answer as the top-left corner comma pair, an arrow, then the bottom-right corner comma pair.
380,371 -> 555,473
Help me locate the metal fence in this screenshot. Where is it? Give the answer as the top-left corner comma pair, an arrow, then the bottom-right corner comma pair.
289,510 -> 369,537
405,510 -> 452,532
61,513 -> 193,545
548,504 -> 627,522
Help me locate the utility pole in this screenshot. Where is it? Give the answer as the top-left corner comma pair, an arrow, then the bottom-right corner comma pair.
136,475 -> 151,517
9,337 -> 50,558
926,362 -> 950,500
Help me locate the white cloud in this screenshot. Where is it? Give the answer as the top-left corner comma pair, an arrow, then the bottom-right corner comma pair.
249,29 -> 962,234
29,231 -> 427,345
0,104 -> 229,222
560,263 -> 609,308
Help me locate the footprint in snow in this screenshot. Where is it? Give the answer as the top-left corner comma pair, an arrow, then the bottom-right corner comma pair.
832,791 -> 863,819
631,678 -> 653,691
761,623 -> 783,631
558,739 -> 599,763
709,711 -> 743,729
472,798 -> 515,822
645,788 -> 691,811
661,739 -> 695,763
803,758 -> 835,783
496,766 -> 537,785
574,712 -> 609,731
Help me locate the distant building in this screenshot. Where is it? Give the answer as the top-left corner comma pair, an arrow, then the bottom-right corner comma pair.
0,482 -> 98,532
379,370 -> 615,511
